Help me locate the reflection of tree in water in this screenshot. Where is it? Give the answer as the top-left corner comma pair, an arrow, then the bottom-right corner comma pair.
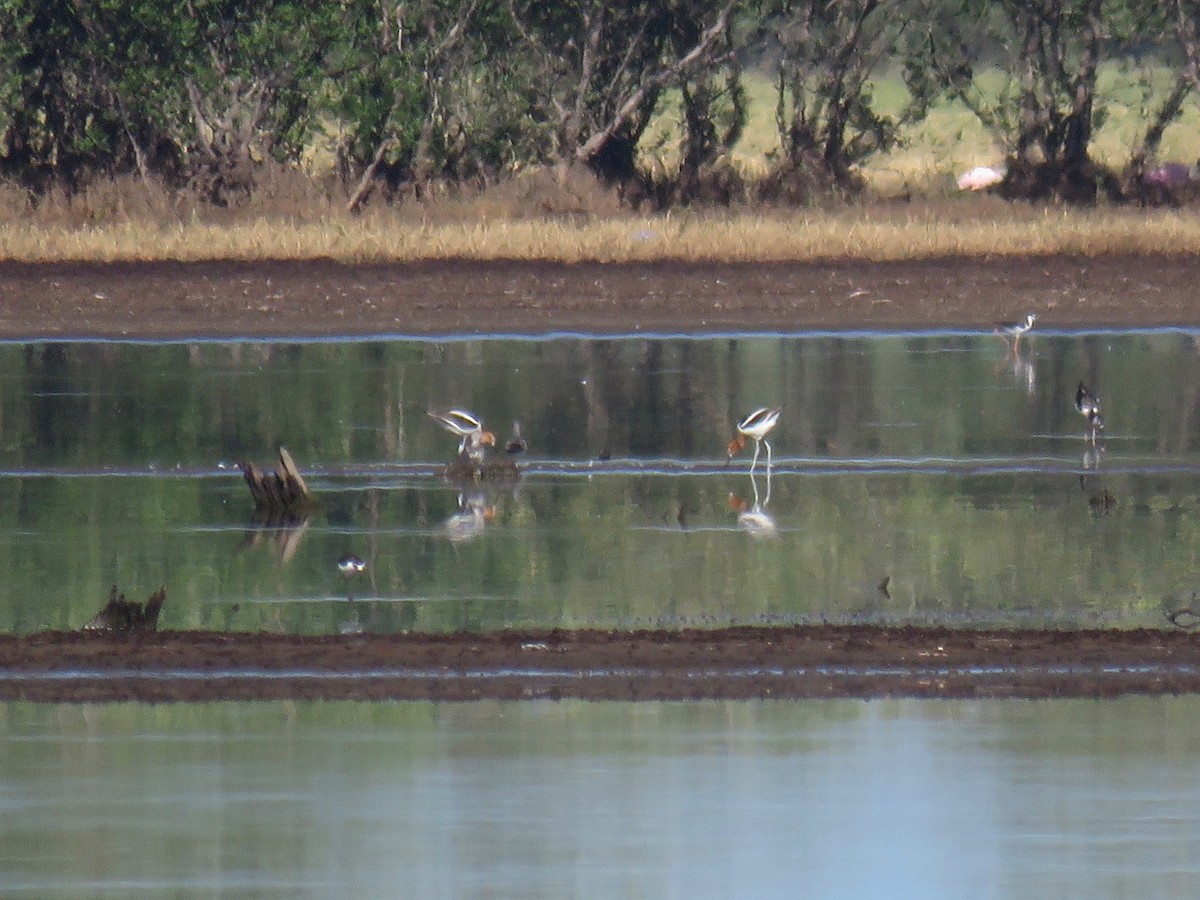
25,343 -> 92,454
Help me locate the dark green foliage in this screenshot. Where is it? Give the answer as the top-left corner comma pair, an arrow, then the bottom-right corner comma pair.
0,0 -> 1197,207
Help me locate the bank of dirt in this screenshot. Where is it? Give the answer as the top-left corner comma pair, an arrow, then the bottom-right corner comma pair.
1,625 -> 1198,703
2,255 -> 1200,701
0,254 -> 1198,339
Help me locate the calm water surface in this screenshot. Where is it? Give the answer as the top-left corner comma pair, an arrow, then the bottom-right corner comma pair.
1,329 -> 1199,631
2,697 -> 1199,897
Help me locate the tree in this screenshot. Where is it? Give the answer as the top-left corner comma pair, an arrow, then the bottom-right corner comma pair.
0,0 -> 336,202
506,0 -> 735,200
0,0 -> 133,191
668,2 -> 748,205
336,0 -> 538,212
925,0 -> 1126,203
752,0 -> 928,201
171,0 -> 338,204
1123,1 -> 1200,194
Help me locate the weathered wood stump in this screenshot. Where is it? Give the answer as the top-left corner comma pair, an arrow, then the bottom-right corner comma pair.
83,585 -> 166,632
238,446 -> 315,513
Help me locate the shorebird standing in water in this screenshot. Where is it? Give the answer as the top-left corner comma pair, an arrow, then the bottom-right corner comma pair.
1075,382 -> 1104,445
336,553 -> 366,605
427,409 -> 496,462
727,406 -> 782,474
995,313 -> 1037,353
337,554 -> 365,577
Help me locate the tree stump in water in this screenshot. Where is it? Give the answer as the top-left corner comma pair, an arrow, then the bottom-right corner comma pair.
238,447 -> 315,513
83,585 -> 166,632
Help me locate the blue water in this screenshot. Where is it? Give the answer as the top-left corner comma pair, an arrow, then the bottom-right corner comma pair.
1,698 -> 1197,898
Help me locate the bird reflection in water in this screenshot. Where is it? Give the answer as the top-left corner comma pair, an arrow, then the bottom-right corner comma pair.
1164,590 -> 1200,629
1074,382 -> 1114,513
728,467 -> 777,538
336,553 -> 367,634
996,348 -> 1036,394
444,490 -> 496,543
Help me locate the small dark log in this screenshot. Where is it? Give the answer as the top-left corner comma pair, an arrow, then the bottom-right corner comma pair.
83,585 -> 167,632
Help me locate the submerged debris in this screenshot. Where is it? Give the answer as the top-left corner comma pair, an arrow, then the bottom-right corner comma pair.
83,585 -> 166,633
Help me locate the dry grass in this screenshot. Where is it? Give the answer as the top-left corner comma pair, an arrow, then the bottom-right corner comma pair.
4,155 -> 1200,265
5,193 -> 1200,264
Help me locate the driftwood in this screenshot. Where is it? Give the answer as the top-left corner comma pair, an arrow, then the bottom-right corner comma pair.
83,585 -> 166,633
238,446 -> 313,513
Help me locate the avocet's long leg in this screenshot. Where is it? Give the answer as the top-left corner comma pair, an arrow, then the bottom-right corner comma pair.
764,439 -> 773,472
749,439 -> 761,475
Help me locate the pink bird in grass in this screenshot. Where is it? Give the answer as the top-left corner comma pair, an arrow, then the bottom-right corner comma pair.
957,166 -> 1005,191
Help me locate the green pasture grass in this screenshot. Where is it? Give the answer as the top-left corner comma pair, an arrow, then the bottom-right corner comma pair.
645,65 -> 1200,195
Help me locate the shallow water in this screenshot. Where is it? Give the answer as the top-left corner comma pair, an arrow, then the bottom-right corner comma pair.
2,697 -> 1198,897
2,329 -> 1200,633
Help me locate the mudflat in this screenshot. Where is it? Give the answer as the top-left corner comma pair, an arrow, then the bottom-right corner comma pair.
2,253 -> 1199,701
1,625 -> 1197,703
0,254 -> 1197,338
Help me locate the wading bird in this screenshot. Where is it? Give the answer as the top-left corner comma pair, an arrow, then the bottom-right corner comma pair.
427,409 -> 496,462
995,313 -> 1037,353
727,406 -> 782,474
1075,382 -> 1104,445
336,553 -> 365,577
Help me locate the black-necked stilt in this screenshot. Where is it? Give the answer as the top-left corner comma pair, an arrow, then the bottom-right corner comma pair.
427,409 -> 496,462
337,553 -> 365,577
727,406 -> 782,474
995,313 -> 1037,352
1075,382 -> 1104,444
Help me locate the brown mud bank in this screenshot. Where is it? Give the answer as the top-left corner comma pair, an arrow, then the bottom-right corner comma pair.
1,254 -> 1199,339
3,624 -> 1199,703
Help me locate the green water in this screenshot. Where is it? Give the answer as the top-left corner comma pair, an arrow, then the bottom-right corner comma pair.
3,331 -> 1200,633
3,697 -> 1199,897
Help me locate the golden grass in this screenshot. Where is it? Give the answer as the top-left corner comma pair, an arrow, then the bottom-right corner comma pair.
5,201 -> 1200,264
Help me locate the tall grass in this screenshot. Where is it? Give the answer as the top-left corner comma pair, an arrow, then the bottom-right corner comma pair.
4,198 -> 1200,263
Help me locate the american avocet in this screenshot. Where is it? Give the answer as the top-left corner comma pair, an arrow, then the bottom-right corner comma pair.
1075,382 -> 1104,444
995,313 -> 1037,352
727,407 -> 781,474
427,408 -> 496,461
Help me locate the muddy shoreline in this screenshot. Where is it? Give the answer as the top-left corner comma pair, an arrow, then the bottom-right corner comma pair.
4,255 -> 1200,701
1,254 -> 1199,339
3,625 -> 1198,703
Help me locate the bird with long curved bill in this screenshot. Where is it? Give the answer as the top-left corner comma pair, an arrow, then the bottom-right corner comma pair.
1075,382 -> 1104,445
727,406 -> 782,474
995,313 -> 1037,352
